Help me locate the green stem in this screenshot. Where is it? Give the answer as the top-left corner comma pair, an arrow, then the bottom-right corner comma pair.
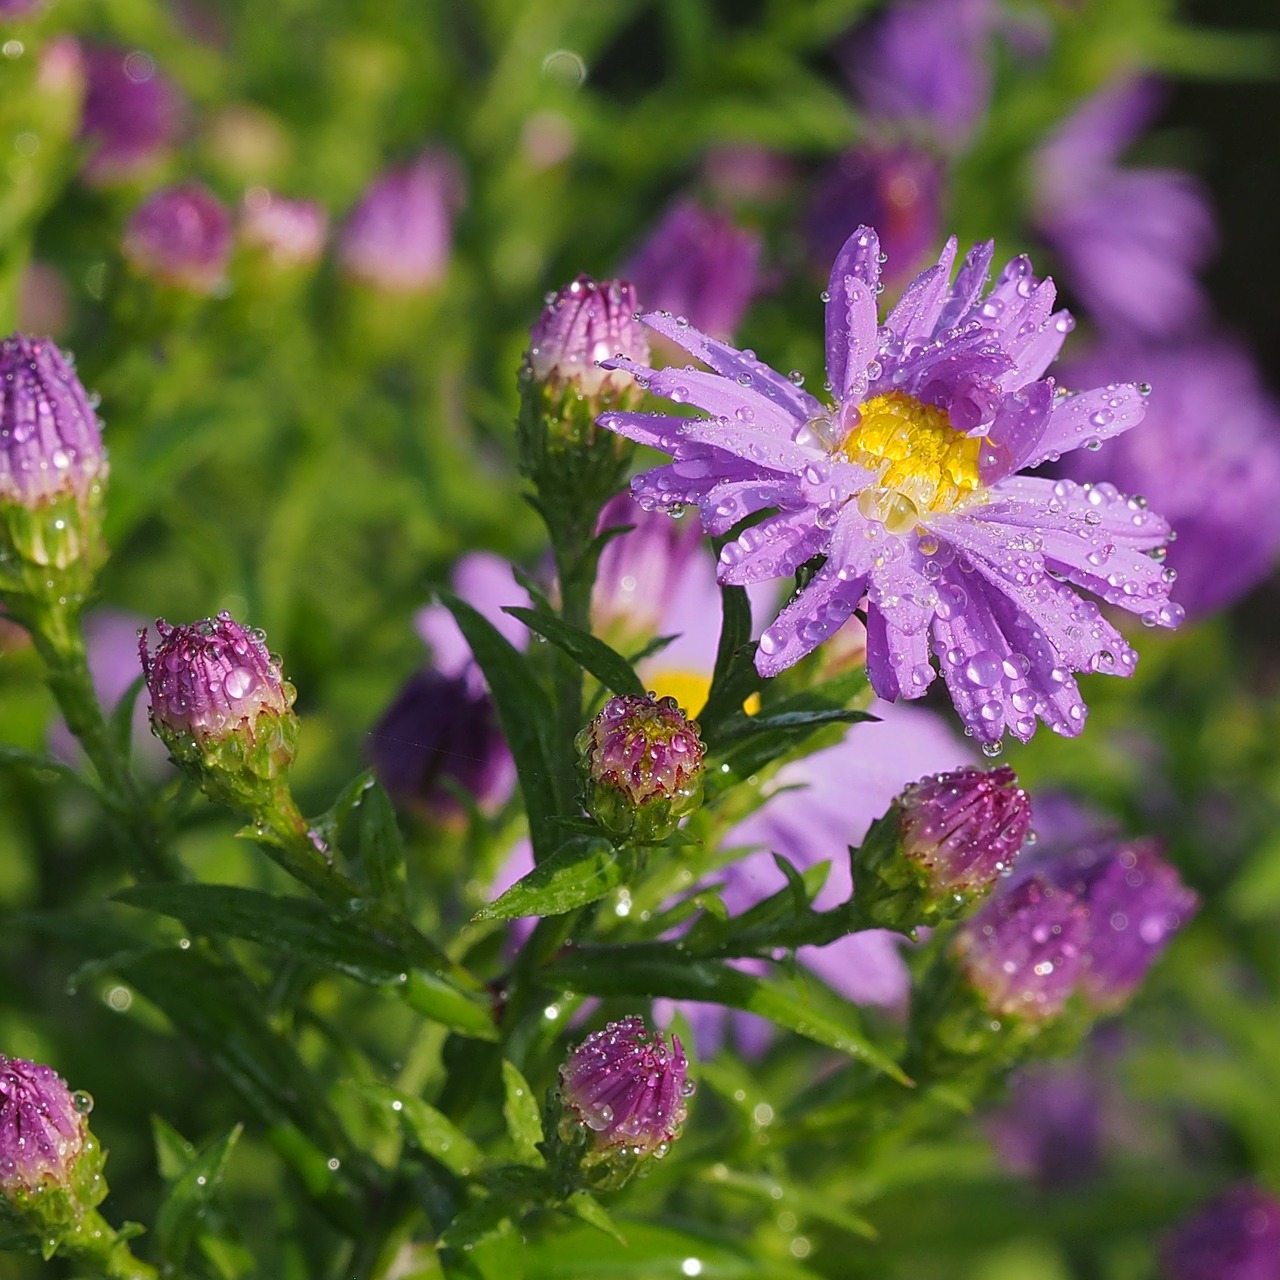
64,1209 -> 159,1280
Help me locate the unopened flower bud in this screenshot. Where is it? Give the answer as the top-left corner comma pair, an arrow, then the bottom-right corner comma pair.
0,335 -> 107,606
240,190 -> 328,269
557,1017 -> 692,1186
1161,1183 -> 1280,1280
139,612 -> 298,814
123,183 -> 233,293
79,44 -> 185,186
576,693 -> 704,842
854,764 -> 1032,929
0,1055 -> 105,1244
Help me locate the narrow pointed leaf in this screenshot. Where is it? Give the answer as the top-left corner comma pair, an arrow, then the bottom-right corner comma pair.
503,606 -> 645,698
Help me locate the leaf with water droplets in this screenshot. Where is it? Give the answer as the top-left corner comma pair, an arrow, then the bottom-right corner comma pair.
153,1123 -> 243,1271
501,1060 -> 545,1166
502,605 -> 645,698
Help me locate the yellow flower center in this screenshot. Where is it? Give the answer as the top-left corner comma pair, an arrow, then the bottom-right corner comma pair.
840,391 -> 984,535
644,667 -> 760,717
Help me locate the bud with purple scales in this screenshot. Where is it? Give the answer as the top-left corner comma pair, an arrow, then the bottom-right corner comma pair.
0,334 -> 108,616
576,693 -> 705,843
139,611 -> 299,816
122,184 -> 233,293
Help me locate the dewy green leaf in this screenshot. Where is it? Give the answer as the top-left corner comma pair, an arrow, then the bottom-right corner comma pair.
354,776 -> 410,909
501,1060 -> 545,1166
476,836 -> 635,920
562,1191 -> 625,1245
436,589 -> 571,861
360,1083 -> 484,1178
698,580 -> 761,736
503,605 -> 646,698
154,1124 -> 243,1270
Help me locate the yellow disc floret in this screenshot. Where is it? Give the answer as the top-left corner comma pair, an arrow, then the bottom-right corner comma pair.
841,391 -> 984,535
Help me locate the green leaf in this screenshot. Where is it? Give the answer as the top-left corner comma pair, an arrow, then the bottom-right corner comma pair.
0,743 -> 90,788
436,589 -> 569,861
360,1082 -> 483,1178
501,1060 -> 545,1166
151,1115 -> 198,1181
476,836 -> 636,920
154,1124 -> 242,1271
116,883 -> 496,1040
108,673 -> 148,765
355,777 -> 410,909
546,948 -> 909,1083
563,1191 -> 624,1244
698,580 -> 761,735
503,606 -> 646,698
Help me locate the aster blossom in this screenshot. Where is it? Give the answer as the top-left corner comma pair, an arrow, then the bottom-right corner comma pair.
598,226 -> 1181,745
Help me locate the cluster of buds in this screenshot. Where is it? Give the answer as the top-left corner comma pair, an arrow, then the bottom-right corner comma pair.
139,612 -> 299,815
0,335 -> 108,621
553,1017 -> 692,1191
0,1055 -> 105,1250
518,275 -> 651,530
576,693 -> 705,842
911,836 -> 1197,1077
853,764 -> 1032,930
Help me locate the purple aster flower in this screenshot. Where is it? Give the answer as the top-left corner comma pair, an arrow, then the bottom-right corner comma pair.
622,199 -> 762,342
0,0 -> 44,18
805,144 -> 943,291
527,275 -> 650,400
338,150 -> 462,293
0,1055 -> 86,1198
558,1016 -> 691,1162
1059,336 -> 1280,617
368,669 -> 511,819
78,45 -> 186,186
598,227 -> 1181,746
122,183 -> 233,292
0,334 -> 105,511
1162,1184 -> 1280,1280
1033,76 -> 1215,339
576,693 -> 705,841
240,190 -> 328,269
1044,836 -> 1198,1012
842,0 -> 996,150
701,144 -> 795,204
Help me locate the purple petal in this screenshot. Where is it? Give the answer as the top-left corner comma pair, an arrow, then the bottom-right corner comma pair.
865,607 -> 936,701
1019,383 -> 1147,470
884,238 -> 957,346
936,239 -> 995,331
718,509 -> 830,585
826,226 -> 882,401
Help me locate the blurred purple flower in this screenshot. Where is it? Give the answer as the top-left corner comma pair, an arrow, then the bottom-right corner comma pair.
338,150 -> 463,292
18,262 -> 70,338
701,144 -> 795,204
598,228 -> 1181,746
842,0 -> 996,150
622,199 -> 762,342
240,191 -> 328,268
78,45 -> 186,186
986,1060 -> 1103,1188
122,182 -> 233,292
1162,1184 -> 1280,1280
0,0 -> 45,19
1059,336 -> 1280,617
1033,76 -> 1215,339
805,144 -> 943,290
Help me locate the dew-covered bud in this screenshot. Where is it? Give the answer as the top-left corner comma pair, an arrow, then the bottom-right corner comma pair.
558,1017 -> 692,1180
854,764 -> 1032,930
576,693 -> 704,842
240,190 -> 328,270
139,612 -> 298,814
528,275 -> 649,401
122,183 -> 233,293
0,1055 -> 106,1245
1161,1183 -> 1280,1280
0,335 -> 107,602
337,150 -> 462,293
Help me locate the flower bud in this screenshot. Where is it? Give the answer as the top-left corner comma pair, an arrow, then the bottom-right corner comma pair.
78,45 -> 185,186
123,183 -> 233,293
1161,1183 -> 1280,1280
576,693 -> 704,842
338,150 -> 462,293
139,611 -> 298,814
0,335 -> 107,606
239,190 -> 328,270
853,764 -> 1031,930
558,1017 -> 691,1184
0,1055 -> 106,1245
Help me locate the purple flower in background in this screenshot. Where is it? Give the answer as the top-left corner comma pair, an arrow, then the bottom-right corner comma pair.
622,199 -> 762,342
558,1016 -> 691,1161
1033,77 -> 1215,339
986,1060 -> 1103,1188
1162,1184 -> 1280,1280
0,334 -> 105,511
0,0 -> 44,21
527,276 -> 650,399
123,183 -> 233,292
240,191 -> 328,268
842,0 -> 996,150
338,150 -> 462,292
598,228 -> 1180,746
1046,836 -> 1198,1012
805,144 -> 943,290
78,45 -> 186,186
701,144 -> 795,204
0,1055 -> 86,1197
1059,337 -> 1280,617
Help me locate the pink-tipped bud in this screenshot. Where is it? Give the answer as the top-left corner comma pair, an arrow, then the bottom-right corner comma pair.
576,693 -> 704,842
559,1017 -> 692,1177
239,190 -> 328,269
122,183 -> 233,293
